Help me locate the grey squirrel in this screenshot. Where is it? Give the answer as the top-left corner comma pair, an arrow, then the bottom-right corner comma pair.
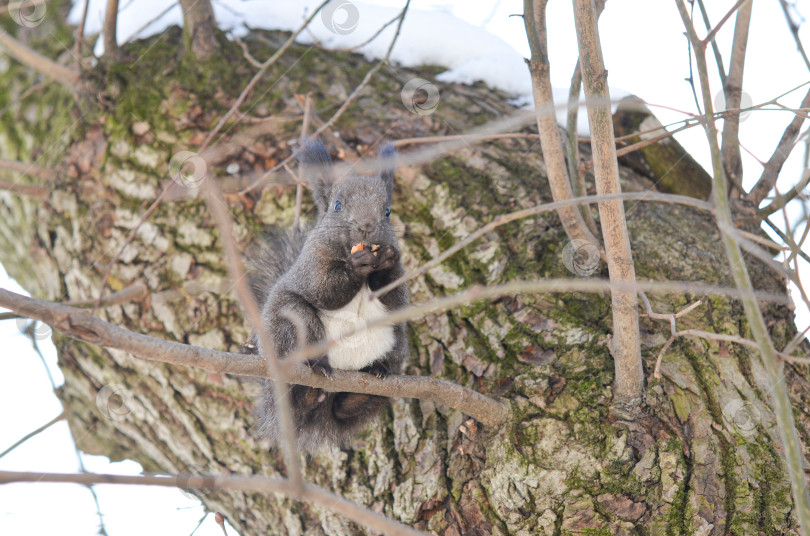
245,139 -> 409,452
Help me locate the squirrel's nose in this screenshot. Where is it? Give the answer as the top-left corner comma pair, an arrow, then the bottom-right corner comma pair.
358,222 -> 373,235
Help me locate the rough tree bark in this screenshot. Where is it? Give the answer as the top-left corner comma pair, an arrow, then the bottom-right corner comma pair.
0,22 -> 808,536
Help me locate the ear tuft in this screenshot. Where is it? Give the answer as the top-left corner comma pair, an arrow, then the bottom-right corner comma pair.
379,142 -> 396,203
297,138 -> 333,214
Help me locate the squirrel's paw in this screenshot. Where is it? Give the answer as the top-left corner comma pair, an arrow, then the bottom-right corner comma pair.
349,248 -> 378,277
366,362 -> 390,379
374,245 -> 400,272
308,356 -> 334,379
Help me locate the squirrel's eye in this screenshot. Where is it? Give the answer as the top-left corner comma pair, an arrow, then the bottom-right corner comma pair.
334,200 -> 343,212
385,205 -> 391,217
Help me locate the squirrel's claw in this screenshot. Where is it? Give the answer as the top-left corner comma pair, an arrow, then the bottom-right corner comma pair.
366,362 -> 390,379
308,356 -> 334,379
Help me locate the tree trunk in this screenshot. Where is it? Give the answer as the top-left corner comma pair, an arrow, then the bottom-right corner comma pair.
0,24 -> 807,536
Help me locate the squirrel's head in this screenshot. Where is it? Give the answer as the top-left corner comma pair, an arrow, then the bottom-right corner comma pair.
297,139 -> 397,251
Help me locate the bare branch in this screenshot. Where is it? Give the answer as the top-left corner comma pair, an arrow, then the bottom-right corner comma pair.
201,178 -> 304,495
1,279 -> 790,429
0,158 -> 57,181
200,0 -> 331,151
0,27 -> 81,92
0,471 -> 429,536
73,0 -> 90,64
0,412 -> 64,460
720,0 -> 753,197
748,86 -> 810,206
694,0 -> 726,82
0,280 -> 146,321
702,0 -> 750,45
573,0 -> 643,407
523,0 -> 601,251
567,61 -> 598,236
760,169 -> 810,217
779,0 -> 810,72
103,0 -> 121,60
0,178 -> 49,200
372,191 -> 714,300
178,0 -> 218,61
310,0 -> 411,139
675,1 -> 810,530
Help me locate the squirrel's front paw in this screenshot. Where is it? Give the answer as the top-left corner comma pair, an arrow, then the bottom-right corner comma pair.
366,362 -> 390,379
373,245 -> 400,271
308,356 -> 334,379
349,248 -> 378,277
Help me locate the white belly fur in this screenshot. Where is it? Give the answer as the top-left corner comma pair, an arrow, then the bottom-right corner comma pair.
319,285 -> 395,370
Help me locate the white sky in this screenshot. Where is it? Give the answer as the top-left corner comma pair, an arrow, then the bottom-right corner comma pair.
2,1 -> 810,535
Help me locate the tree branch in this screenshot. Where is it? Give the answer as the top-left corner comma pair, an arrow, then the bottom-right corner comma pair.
0,178 -> 49,200
372,191 -> 714,300
1,279 -> 790,429
748,85 -> 810,206
572,0 -> 643,407
0,471 -> 428,536
103,0 -> 121,60
0,412 -> 64,460
0,27 -> 81,92
201,177 -> 304,495
675,1 -> 810,531
720,0 -> 753,198
523,0 -> 601,252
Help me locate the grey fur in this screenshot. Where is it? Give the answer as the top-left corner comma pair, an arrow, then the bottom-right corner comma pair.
245,140 -> 409,452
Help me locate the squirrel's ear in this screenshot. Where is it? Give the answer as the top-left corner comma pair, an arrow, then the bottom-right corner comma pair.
297,139 -> 334,214
379,142 -> 396,203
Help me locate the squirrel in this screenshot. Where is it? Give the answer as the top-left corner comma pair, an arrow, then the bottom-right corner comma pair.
244,139 -> 409,452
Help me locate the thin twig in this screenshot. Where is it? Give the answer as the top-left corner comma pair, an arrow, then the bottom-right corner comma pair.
694,0 -> 726,82
0,178 -> 49,200
73,0 -> 90,66
675,1 -> 810,530
372,191 -> 714,300
702,0 -> 749,45
0,412 -> 65,460
0,27 -> 81,92
523,0 -> 601,253
748,85 -> 810,206
199,0 -> 331,151
760,170 -> 810,217
0,158 -> 57,181
0,471 -> 429,536
310,0 -> 411,139
201,179 -> 304,495
779,0 -> 810,72
720,0 -> 753,198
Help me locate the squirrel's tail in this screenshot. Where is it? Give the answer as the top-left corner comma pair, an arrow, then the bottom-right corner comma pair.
257,382 -> 388,452
245,227 -> 306,307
